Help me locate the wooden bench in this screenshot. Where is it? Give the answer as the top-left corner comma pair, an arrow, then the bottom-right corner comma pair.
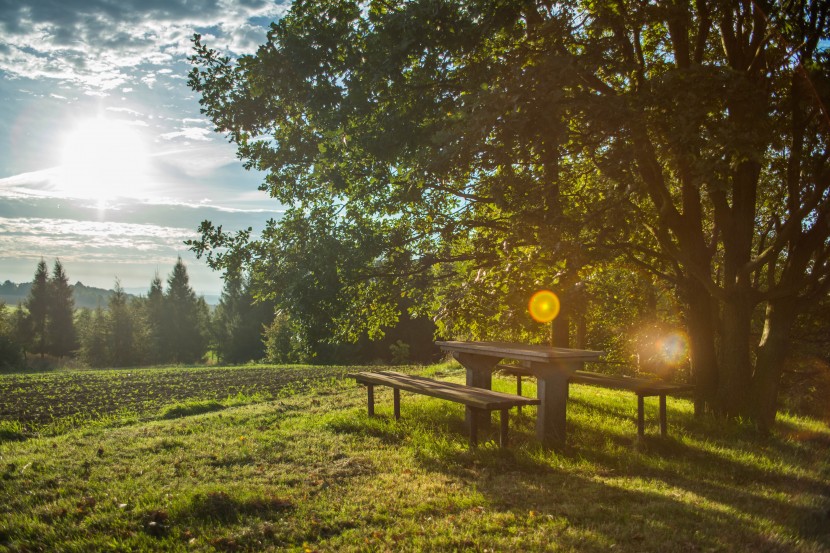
497,364 -> 694,437
348,371 -> 539,448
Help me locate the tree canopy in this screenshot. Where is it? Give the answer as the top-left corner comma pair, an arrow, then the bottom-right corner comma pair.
189,0 -> 830,429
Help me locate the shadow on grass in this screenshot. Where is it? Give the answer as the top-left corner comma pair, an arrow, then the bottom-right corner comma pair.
326,410 -> 407,445
338,390 -> 830,551
182,490 -> 293,523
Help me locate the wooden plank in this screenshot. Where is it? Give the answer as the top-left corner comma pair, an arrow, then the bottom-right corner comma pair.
456,351 -> 497,440
499,408 -> 509,448
349,372 -> 539,410
536,369 -> 570,447
637,395 -> 645,437
497,364 -> 694,396
437,341 -> 603,363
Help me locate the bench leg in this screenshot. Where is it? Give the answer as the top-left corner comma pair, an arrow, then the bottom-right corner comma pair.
535,371 -> 570,448
637,394 -> 645,437
367,384 -> 375,417
516,376 -> 523,416
393,388 -> 401,420
457,352 -> 495,437
499,408 -> 509,448
659,394 -> 667,437
469,409 -> 479,447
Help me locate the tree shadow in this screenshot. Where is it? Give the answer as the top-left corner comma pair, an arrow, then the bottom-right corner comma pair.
384,398 -> 830,551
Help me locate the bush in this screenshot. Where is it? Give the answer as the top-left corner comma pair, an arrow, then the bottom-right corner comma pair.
0,334 -> 25,373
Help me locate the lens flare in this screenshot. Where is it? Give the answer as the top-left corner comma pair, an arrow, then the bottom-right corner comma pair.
657,331 -> 689,366
529,290 -> 560,323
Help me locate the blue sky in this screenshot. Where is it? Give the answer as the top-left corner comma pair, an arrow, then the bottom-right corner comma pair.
0,0 -> 289,295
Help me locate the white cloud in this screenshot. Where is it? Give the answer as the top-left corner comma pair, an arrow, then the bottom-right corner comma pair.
0,1 -> 289,95
0,216 -> 197,263
160,127 -> 213,141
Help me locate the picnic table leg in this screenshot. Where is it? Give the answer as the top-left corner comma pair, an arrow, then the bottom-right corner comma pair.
454,352 -> 496,437
659,394 -> 667,437
393,388 -> 401,420
469,409 -> 479,447
637,395 -> 645,437
499,408 -> 509,448
367,384 -> 375,417
516,376 -> 523,416
534,369 -> 571,448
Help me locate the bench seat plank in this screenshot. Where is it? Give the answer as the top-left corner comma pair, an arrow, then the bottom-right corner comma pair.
348,371 -> 538,447
496,364 -> 693,437
349,371 -> 540,410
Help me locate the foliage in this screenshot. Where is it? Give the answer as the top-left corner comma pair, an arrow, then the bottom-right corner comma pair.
144,273 -> 166,365
77,307 -> 111,368
73,261 -> 211,369
107,280 -> 135,367
0,302 -> 25,372
189,0 -> 830,429
24,259 -> 50,356
262,311 -> 307,364
163,257 -> 209,364
46,260 -> 77,357
213,272 -> 274,364
389,339 -> 410,365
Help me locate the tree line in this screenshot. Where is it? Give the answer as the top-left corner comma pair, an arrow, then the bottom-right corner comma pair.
1,258 -> 258,369
0,257 -> 439,371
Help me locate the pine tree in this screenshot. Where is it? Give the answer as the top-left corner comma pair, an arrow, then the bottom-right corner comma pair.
25,259 -> 50,357
144,273 -> 167,364
165,258 -> 207,364
78,307 -> 109,367
47,260 -> 77,357
214,273 -> 273,363
108,280 -> 134,367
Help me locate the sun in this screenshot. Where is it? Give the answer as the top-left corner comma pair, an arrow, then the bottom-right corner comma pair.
58,117 -> 150,205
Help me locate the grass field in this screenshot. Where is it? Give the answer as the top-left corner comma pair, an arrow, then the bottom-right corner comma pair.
1,363 -> 829,552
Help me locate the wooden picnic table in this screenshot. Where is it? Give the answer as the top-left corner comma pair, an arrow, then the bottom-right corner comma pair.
436,340 -> 604,447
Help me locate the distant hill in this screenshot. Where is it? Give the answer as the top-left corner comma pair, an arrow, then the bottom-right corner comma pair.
0,280 -> 137,310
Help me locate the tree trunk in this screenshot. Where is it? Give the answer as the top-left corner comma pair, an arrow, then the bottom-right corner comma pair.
751,300 -> 797,432
684,281 -> 719,416
551,306 -> 570,348
718,290 -> 755,418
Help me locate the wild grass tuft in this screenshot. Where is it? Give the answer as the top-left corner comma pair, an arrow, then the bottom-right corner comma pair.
159,399 -> 225,419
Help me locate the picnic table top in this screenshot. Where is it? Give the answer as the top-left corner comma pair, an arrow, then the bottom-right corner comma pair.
436,340 -> 604,363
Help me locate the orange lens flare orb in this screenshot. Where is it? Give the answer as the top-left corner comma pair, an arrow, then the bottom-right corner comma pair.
529,290 -> 560,323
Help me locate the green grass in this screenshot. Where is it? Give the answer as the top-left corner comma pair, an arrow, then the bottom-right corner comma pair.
1,363 -> 828,552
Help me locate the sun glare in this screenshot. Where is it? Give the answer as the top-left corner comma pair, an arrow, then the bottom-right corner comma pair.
58,117 -> 150,205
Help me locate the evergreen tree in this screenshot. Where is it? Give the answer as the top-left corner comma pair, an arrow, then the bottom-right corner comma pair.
145,273 -> 167,364
47,260 -> 77,357
25,259 -> 50,357
78,307 -> 109,368
165,258 -> 207,364
108,280 -> 134,367
214,273 -> 273,363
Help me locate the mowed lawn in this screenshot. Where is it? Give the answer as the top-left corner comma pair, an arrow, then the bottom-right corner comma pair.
1,364 -> 828,552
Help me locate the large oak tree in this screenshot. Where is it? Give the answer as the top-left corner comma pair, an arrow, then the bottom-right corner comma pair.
189,0 -> 830,429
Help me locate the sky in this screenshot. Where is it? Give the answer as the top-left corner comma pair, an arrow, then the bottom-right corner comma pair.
0,0 -> 290,296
